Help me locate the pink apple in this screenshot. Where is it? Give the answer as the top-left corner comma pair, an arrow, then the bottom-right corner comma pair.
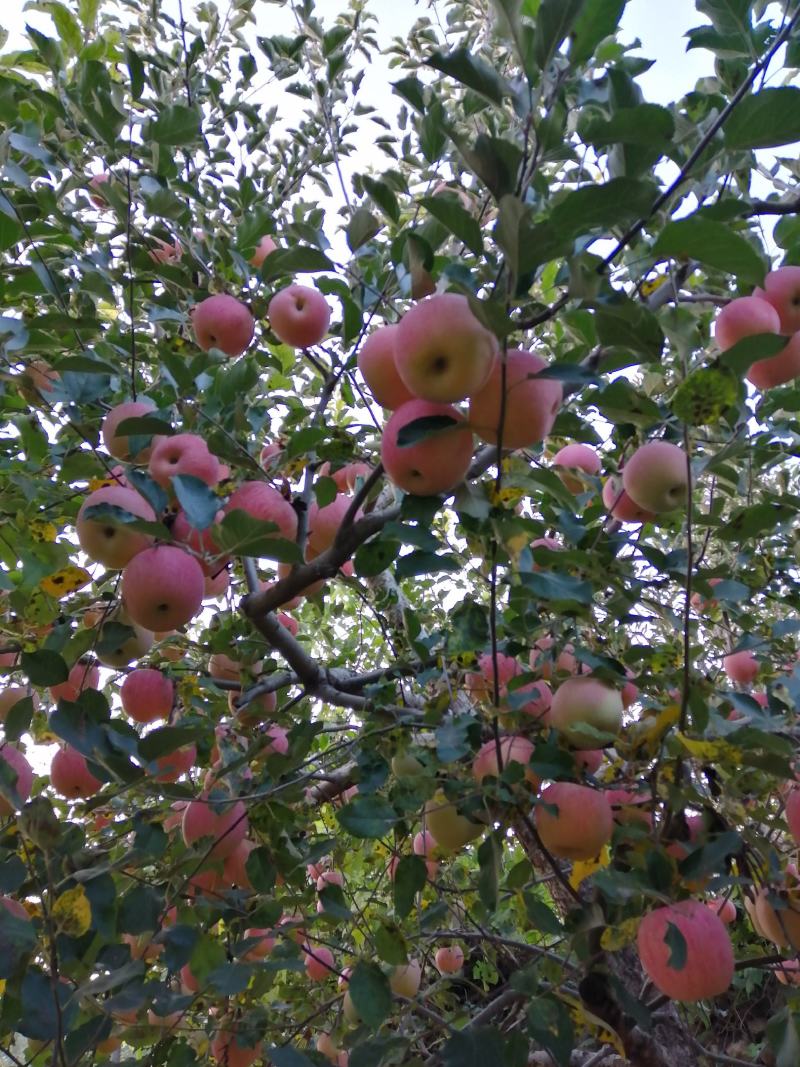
260,440 -> 283,467
552,443 -> 601,493
307,494 -> 357,558
317,870 -> 344,891
148,237 -> 182,265
746,331 -> 800,389
0,687 -> 37,722
413,830 -> 436,858
535,782 -> 613,860
465,652 -> 520,700
621,670 -> 639,709
191,294 -> 255,357
225,481 -> 298,541
434,945 -> 464,975
88,172 -> 110,207
101,399 -> 158,462
331,462 -> 372,493
381,399 -> 474,496
622,441 -> 688,514
121,545 -> 205,631
277,612 -> 298,636
0,895 -> 28,920
637,900 -> 733,1001
472,736 -> 538,786
705,896 -> 737,925
516,679 -> 553,722
713,295 -> 780,351
182,794 -> 248,859
148,433 -> 226,490
49,661 -> 100,704
50,746 -> 102,799
172,508 -> 228,576
209,653 -> 241,681
76,485 -> 156,569
120,668 -> 174,723
204,568 -> 229,599
395,293 -> 497,403
268,284 -> 330,348
180,963 -> 201,993
357,325 -> 415,409
602,474 -> 655,524
760,266 -> 800,333
549,676 -> 623,748
153,744 -> 196,783
304,944 -> 336,981
242,927 -> 276,960
249,235 -> 277,268
469,349 -> 563,449
224,837 -> 256,889
574,749 -> 604,775
0,745 -> 33,814
724,649 -> 758,686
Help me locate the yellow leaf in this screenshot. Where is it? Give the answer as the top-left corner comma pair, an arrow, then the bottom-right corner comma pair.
52,885 -> 91,937
557,991 -> 626,1058
675,732 -> 741,762
40,566 -> 92,599
601,915 -> 641,951
29,520 -> 57,543
88,476 -> 117,492
640,274 -> 667,297
490,485 -> 524,509
569,845 -> 610,890
0,980 -> 5,995
627,703 -> 679,755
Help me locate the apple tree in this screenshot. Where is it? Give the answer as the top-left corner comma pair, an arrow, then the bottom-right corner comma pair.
3,0 -> 800,1065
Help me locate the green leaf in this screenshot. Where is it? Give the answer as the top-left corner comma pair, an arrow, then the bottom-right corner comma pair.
19,967 -> 78,1039
362,176 -> 400,223
346,208 -> 382,252
419,195 -> 483,256
767,1007 -> 800,1067
4,696 -> 35,742
337,796 -> 398,839
215,511 -> 303,563
652,217 -> 765,285
267,1050 -> 316,1067
261,245 -> 336,279
534,0 -> 583,71
477,833 -> 501,911
21,648 -> 67,686
679,831 -> 741,880
172,475 -> 220,532
138,726 -> 197,760
0,904 -> 36,978
718,332 -> 787,374
354,539 -> 399,578
522,570 -> 593,605
396,414 -> 460,447
427,48 -> 509,105
579,103 -> 674,147
570,0 -> 628,64
393,855 -> 427,918
149,104 -> 201,146
550,178 -> 656,237
392,76 -> 426,112
664,921 -> 687,969
396,551 -> 461,579
245,847 -> 276,893
374,922 -> 408,965
523,893 -> 563,934
593,379 -> 662,426
594,296 -> 664,362
446,602 -> 489,655
725,87 -> 800,150
526,995 -> 575,1067
717,502 -> 795,541
115,415 -> 174,437
349,962 -> 392,1029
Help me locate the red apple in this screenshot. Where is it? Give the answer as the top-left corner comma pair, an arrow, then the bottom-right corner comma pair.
304,944 -> 336,981
268,284 -> 330,348
357,324 -> 415,409
602,475 -> 655,524
225,481 -> 298,541
101,399 -> 158,462
191,294 -> 255,357
148,433 -> 226,490
469,349 -> 562,449
472,736 -> 538,787
0,745 -> 33,814
535,782 -> 613,860
434,945 -> 464,975
76,485 -> 156,569
122,545 -> 205,631
381,399 -> 474,496
746,332 -> 800,389
249,235 -> 277,268
153,744 -> 196,783
637,899 -> 734,1001
50,746 -> 102,799
120,668 -> 174,724
49,661 -> 100,704
622,441 -> 688,514
714,295 -> 780,351
182,794 -> 248,859
724,650 -> 758,686
552,443 -> 601,493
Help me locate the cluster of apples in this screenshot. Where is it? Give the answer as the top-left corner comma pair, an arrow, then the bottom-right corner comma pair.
714,265 -> 800,389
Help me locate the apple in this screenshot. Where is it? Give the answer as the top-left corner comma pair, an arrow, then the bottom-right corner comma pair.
606,788 -> 652,828
771,959 -> 800,986
389,959 -> 422,997
204,568 -> 229,599
465,651 -> 519,702
241,927 -> 276,960
260,440 -> 283,468
172,509 -> 229,576
96,611 -> 154,668
469,348 -> 562,448
515,679 -> 553,723
76,485 -> 156,568
357,324 -> 415,409
149,433 -> 226,489
268,284 -> 330,348
304,944 -> 336,981
120,668 -> 174,723
548,676 -> 623,748
49,661 -> 100,703
0,745 -> 33,814
307,494 -> 358,559
122,545 -> 205,631
210,1028 -> 262,1067
424,790 -> 484,854
552,443 -> 601,493
621,670 -> 639,710
391,752 -> 423,776
148,236 -> 182,265
0,687 -> 36,722
434,945 -> 464,975
574,749 -> 604,775
413,830 -> 436,858
381,399 -> 474,496
759,266 -> 800,333
691,577 -> 723,614
786,787 -> 800,845
225,481 -> 298,542
88,172 -> 110,207
395,293 -> 497,403
637,900 -> 734,1002
713,295 -> 780,351
50,746 -> 102,799
249,234 -> 277,267
101,399 -> 158,462
153,743 -> 196,783
278,612 -> 298,636
530,536 -> 562,570
706,896 -> 737,925
317,870 -> 344,891
209,653 -> 241,682
182,794 -> 248,859
191,294 -> 255,357
0,651 -> 19,668
602,475 -> 655,524
472,736 -> 538,787
534,783 -> 613,860
746,332 -> 800,389
622,441 -> 688,514
724,649 -> 758,686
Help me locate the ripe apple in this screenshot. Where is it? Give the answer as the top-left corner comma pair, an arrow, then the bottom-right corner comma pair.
172,508 -> 228,576
713,295 -> 780,351
209,653 -> 241,681
424,791 -> 484,854
120,668 -> 174,723
602,475 -> 655,524
434,945 -> 464,975
191,294 -> 255,357
225,481 -> 298,542
606,788 -> 652,828
413,830 -> 436,858
88,172 -> 110,207
249,234 -> 277,267
149,433 -> 226,489
637,899 -> 734,1001
49,661 -> 99,704
622,441 -> 688,515
389,959 -> 422,997
760,266 -> 800,333
574,749 -> 604,775
465,651 -> 519,702
472,736 -> 538,787
706,896 -> 737,925
787,787 -> 800,845
101,399 -> 158,462
260,439 -> 283,468
746,332 -> 800,389
534,782 -> 613,860
0,687 -> 37,721
204,568 -> 229,599
357,324 -> 415,409
304,944 -> 336,981
50,746 -> 102,799
148,237 -> 182,265
395,293 -> 497,403
96,610 -> 154,668
0,745 -> 33,814
182,794 -> 248,859
210,1027 -> 262,1067
153,743 -> 196,783
317,870 -> 344,891
122,545 -> 205,631
552,443 -> 601,493
548,676 -> 623,748
469,348 -> 562,448
381,399 -> 474,496
76,485 -> 156,569
241,927 -> 276,960
268,284 -> 330,348
307,494 -> 358,558
515,679 -> 553,723
724,649 -> 758,686
0,895 -> 28,920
